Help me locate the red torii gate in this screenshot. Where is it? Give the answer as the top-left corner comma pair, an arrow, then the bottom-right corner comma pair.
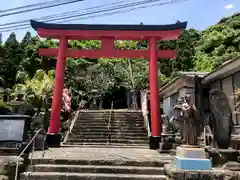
30,20 -> 187,148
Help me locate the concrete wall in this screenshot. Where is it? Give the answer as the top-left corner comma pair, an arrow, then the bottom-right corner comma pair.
163,97 -> 171,117
161,76 -> 197,119
162,86 -> 195,119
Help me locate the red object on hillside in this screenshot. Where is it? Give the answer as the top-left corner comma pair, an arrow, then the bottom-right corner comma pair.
30,20 -> 187,148
63,88 -> 71,113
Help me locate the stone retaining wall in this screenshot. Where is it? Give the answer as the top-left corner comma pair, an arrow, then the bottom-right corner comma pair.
164,164 -> 240,180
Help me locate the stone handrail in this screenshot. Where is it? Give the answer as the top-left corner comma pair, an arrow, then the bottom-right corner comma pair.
107,102 -> 114,143
63,107 -> 81,144
14,129 -> 42,180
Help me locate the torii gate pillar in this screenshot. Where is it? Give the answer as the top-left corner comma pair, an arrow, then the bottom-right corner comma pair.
149,37 -> 161,149
47,37 -> 68,146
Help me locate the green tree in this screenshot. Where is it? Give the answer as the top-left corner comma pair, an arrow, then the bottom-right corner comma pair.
194,12 -> 240,71
0,33 -> 23,88
13,69 -> 55,112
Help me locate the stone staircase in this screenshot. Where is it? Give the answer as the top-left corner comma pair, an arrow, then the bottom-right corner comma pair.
21,147 -> 169,180
22,159 -> 166,180
0,147 -> 19,156
20,110 -> 169,180
65,110 -> 149,147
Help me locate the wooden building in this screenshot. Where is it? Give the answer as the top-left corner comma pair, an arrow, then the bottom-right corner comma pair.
201,57 -> 240,125
160,57 -> 240,126
160,72 -> 207,118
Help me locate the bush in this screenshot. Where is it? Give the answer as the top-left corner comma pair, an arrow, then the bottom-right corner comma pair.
0,101 -> 11,115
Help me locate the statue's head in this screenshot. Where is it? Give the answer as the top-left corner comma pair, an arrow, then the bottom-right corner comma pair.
185,93 -> 191,103
177,96 -> 184,104
161,114 -> 169,124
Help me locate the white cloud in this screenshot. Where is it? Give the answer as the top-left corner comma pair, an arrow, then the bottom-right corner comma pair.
225,4 -> 234,9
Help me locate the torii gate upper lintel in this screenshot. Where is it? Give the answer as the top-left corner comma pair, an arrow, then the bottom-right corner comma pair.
30,20 -> 187,149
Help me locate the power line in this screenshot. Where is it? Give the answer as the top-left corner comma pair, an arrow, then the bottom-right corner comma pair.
0,0 -> 185,32
0,0 -> 186,32
59,0 -> 186,24
0,0 -> 129,27
0,0 -> 168,30
1,0 -> 152,28
0,0 -> 58,13
0,0 -> 84,18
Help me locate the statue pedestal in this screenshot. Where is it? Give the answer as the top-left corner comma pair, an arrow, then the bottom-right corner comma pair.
158,133 -> 175,153
172,145 -> 212,170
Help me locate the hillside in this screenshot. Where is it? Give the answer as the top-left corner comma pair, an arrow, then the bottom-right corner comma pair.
194,12 -> 240,72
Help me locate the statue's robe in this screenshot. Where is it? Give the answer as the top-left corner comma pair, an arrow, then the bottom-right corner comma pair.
181,103 -> 198,145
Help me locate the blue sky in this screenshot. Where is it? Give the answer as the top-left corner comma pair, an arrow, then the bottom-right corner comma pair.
0,0 -> 239,42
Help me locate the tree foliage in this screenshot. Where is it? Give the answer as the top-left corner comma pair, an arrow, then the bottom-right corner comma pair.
194,12 -> 240,71
0,12 -> 238,112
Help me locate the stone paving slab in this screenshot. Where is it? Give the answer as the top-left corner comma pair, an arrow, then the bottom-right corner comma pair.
31,147 -> 171,162
21,172 -> 167,180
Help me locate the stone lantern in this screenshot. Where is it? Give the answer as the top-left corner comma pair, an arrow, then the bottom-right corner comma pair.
88,89 -> 99,110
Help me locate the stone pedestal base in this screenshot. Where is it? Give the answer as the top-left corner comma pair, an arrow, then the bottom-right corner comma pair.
176,146 -> 206,159
159,142 -> 173,153
164,164 -> 239,180
158,134 -> 175,153
46,133 -> 61,148
173,156 -> 212,170
172,145 -> 212,170
149,136 -> 160,150
34,134 -> 48,150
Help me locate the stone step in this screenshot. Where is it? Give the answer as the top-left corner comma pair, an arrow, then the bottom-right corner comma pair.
72,128 -> 146,133
74,125 -> 109,129
21,172 -> 167,180
77,117 -> 109,120
67,138 -> 148,144
78,117 -> 143,119
74,123 -> 144,127
31,158 -> 168,167
71,131 -> 147,136
112,121 -> 145,124
66,142 -> 148,146
110,125 -> 146,129
73,126 -> 146,130
110,136 -> 148,140
69,135 -> 148,140
111,120 -> 144,123
79,114 -> 143,117
77,117 -> 143,120
0,147 -> 19,155
30,164 -> 165,175
78,113 -> 142,117
78,110 -> 142,113
73,125 -> 146,130
76,120 -> 145,125
76,118 -> 144,122
73,126 -> 146,131
61,144 -> 149,148
66,143 -> 149,147
69,134 -> 108,139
